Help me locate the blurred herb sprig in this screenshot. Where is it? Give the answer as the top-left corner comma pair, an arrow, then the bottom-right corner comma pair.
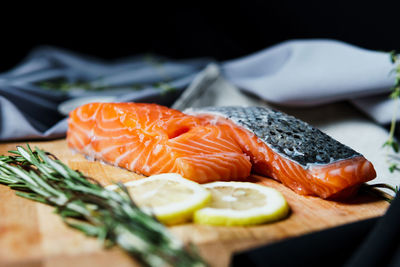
39,80 -> 176,94
363,52 -> 400,202
383,51 -> 400,173
38,54 -> 176,94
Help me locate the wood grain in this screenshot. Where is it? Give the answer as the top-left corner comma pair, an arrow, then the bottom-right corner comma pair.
0,139 -> 389,267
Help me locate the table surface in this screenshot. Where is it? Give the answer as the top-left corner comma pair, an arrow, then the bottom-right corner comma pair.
0,139 -> 389,267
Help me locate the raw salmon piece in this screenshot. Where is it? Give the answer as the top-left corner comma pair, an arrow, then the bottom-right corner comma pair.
68,103 -> 376,199
67,103 -> 251,183
188,106 -> 376,199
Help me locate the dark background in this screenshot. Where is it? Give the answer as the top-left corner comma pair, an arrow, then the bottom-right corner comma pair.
1,1 -> 400,72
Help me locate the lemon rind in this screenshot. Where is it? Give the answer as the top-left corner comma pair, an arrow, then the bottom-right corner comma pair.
194,182 -> 290,226
106,173 -> 211,225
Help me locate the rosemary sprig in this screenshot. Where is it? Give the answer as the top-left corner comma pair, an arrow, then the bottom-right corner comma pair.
155,82 -> 177,95
0,145 -> 206,267
361,183 -> 399,203
364,52 -> 400,203
39,80 -> 105,92
38,80 -> 176,94
39,80 -> 140,92
383,51 -> 400,158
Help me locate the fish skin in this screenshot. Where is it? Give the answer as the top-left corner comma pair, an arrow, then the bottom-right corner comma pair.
185,106 -> 360,168
186,106 -> 376,199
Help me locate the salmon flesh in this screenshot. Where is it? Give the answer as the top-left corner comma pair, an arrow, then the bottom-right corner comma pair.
67,103 -> 376,199
186,106 -> 376,199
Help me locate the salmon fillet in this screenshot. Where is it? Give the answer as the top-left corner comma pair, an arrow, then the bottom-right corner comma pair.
67,103 -> 376,199
187,106 -> 376,199
67,103 -> 251,183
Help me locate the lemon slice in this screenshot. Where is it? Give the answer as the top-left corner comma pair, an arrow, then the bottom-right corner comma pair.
107,173 -> 211,225
194,182 -> 289,226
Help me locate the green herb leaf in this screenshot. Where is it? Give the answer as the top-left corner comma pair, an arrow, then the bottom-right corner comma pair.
0,145 -> 207,267
384,51 -> 400,172
390,88 -> 400,99
361,183 -> 398,203
389,163 -> 400,173
390,50 -> 398,64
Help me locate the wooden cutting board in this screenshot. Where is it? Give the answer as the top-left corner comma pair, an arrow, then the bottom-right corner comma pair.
0,139 -> 389,267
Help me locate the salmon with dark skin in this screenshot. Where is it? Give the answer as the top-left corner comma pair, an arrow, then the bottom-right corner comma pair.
186,106 -> 376,199
67,103 -> 376,199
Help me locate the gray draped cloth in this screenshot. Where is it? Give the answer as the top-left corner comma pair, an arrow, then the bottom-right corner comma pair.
0,39 -> 396,140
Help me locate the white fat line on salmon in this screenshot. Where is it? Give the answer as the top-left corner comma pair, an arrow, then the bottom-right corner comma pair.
69,120 -> 92,137
95,123 -> 159,140
76,104 -> 101,122
169,140 -> 234,154
301,155 -> 364,169
93,133 -> 139,141
113,148 -> 135,167
152,144 -> 163,156
143,107 -> 151,128
212,130 -> 242,150
181,154 -> 238,174
95,123 -> 130,132
176,157 -> 213,178
156,156 -> 176,174
185,136 -> 237,153
96,142 -> 137,158
148,149 -> 175,173
129,145 -> 148,171
211,155 -> 244,176
68,131 -> 86,148
141,142 -> 157,172
99,109 -> 128,123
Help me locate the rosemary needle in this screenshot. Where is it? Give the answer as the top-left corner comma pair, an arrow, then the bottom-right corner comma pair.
0,145 -> 207,267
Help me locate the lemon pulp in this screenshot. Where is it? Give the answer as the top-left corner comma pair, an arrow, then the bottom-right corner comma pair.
107,173 -> 211,225
194,182 -> 289,226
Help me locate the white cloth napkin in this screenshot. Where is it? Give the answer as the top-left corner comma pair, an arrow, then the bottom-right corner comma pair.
179,65 -> 397,193
222,39 -> 396,124
0,39 -> 397,140
0,47 -> 209,140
